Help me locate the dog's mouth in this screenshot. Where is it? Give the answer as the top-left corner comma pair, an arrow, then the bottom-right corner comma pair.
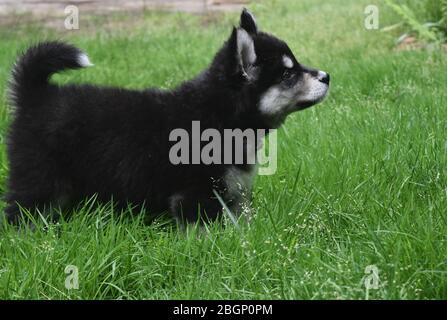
290,70 -> 330,112
293,85 -> 330,111
258,72 -> 330,127
294,99 -> 322,111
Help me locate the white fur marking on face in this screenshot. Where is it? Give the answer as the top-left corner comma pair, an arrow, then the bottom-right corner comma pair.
259,86 -> 295,116
259,71 -> 329,117
77,53 -> 94,67
282,55 -> 294,69
298,73 -> 329,103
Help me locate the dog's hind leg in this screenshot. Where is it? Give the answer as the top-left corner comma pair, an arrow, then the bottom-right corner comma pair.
4,159 -> 69,226
4,191 -> 60,226
4,184 -> 59,225
5,200 -> 47,226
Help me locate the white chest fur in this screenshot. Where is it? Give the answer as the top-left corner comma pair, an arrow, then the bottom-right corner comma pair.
223,165 -> 257,215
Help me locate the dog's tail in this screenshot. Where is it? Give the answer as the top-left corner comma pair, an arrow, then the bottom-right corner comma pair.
9,41 -> 93,111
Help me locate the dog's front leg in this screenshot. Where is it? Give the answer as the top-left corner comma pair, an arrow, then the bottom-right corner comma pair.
168,189 -> 224,224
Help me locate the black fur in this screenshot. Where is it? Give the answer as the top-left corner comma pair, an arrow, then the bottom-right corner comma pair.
4,10 -> 328,224
240,8 -> 258,34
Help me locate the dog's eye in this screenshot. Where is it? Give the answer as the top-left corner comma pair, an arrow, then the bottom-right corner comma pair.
283,70 -> 293,79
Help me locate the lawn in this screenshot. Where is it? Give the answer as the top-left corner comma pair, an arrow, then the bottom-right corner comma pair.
0,0 -> 446,299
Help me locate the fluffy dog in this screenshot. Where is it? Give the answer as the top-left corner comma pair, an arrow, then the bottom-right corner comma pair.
5,9 -> 329,224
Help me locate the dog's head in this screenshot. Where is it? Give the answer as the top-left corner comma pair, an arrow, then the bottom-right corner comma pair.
215,9 -> 330,127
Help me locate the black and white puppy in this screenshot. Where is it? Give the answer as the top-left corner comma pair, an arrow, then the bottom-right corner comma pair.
4,9 -> 329,224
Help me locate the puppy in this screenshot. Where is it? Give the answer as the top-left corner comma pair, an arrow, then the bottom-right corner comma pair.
4,9 -> 329,224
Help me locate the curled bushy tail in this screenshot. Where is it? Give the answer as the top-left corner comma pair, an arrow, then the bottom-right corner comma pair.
9,41 -> 93,110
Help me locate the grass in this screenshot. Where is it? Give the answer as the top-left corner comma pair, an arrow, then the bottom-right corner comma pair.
0,0 -> 446,299
384,0 -> 447,42
398,0 -> 447,25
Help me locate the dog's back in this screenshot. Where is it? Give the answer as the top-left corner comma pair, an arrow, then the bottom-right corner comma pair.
6,43 -> 176,221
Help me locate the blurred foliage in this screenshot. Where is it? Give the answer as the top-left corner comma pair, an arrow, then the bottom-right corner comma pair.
384,0 -> 447,43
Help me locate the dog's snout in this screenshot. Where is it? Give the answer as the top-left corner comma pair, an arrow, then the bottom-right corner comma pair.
318,71 -> 330,85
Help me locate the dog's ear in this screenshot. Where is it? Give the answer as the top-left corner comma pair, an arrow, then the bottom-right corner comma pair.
229,27 -> 257,81
240,8 -> 258,34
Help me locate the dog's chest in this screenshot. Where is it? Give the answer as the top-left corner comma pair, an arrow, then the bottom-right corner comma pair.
222,165 -> 257,213
220,133 -> 264,213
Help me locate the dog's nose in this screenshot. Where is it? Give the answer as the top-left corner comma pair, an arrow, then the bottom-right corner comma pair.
318,71 -> 330,85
